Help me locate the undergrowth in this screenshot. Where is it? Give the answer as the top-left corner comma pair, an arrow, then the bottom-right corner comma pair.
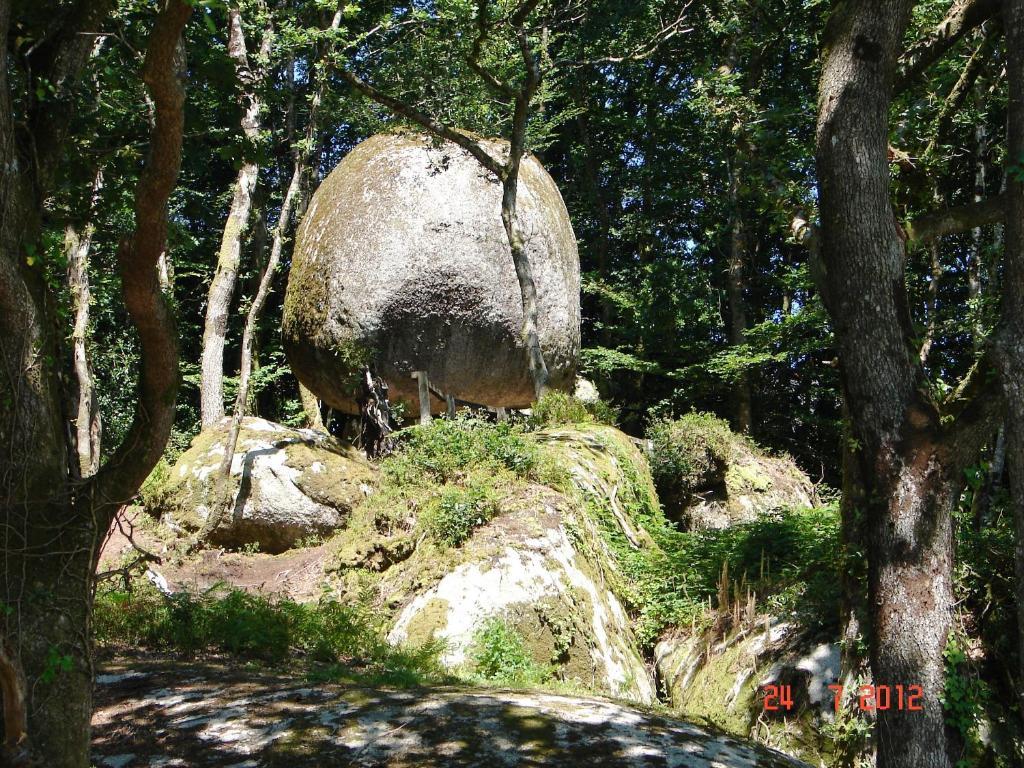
529,391 -> 619,428
93,582 -> 447,687
646,412 -> 736,506
467,616 -> 553,686
362,415 -> 548,548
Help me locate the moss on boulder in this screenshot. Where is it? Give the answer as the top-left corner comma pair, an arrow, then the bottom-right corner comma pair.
282,132 -> 581,414
648,414 -> 817,530
143,418 -> 376,553
655,623 -> 842,765
322,423 -> 667,703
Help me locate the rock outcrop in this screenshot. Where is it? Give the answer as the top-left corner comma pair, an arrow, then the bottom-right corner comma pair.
282,131 -> 581,414
373,426 -> 661,703
142,418 -> 375,553
682,444 -> 818,530
93,657 -> 811,767
649,415 -> 817,530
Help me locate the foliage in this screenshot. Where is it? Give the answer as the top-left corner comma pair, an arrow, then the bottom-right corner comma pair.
93,582 -> 446,686
468,616 -> 552,686
421,478 -> 501,547
529,391 -> 618,427
941,636 -> 990,768
646,413 -> 735,505
635,506 -> 842,645
384,415 -> 539,486
356,416 -> 543,549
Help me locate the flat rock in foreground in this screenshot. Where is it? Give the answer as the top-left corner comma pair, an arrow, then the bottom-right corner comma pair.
92,657 -> 809,768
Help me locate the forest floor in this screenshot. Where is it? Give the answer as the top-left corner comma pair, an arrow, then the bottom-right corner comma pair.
90,653 -> 809,768
100,508 -> 333,602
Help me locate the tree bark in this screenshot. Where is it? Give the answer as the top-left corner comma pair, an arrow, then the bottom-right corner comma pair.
0,1 -> 189,764
814,3 -> 1001,765
726,163 -> 753,434
996,0 -> 1024,725
299,383 -> 325,431
66,168 -> 105,477
199,5 -> 269,426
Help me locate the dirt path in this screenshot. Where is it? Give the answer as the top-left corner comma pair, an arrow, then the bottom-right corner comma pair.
91,655 -> 809,767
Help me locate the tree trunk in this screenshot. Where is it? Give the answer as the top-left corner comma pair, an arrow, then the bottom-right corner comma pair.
202,144 -> 307,542
202,9 -> 345,538
501,172 -> 550,401
501,46 -> 548,402
299,383 -> 325,431
66,168 -> 104,477
996,0 -> 1024,726
199,6 -> 268,426
0,1 -> 189,764
726,163 -> 753,434
814,3 -> 998,765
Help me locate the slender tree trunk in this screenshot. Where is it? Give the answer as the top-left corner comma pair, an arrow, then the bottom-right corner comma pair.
501,37 -> 548,402
299,383 -> 325,431
341,5 -> 551,402
66,168 -> 104,476
726,163 -> 753,434
0,2 -> 189,765
814,4 -> 998,765
201,11 -> 342,540
199,6 -> 269,426
919,240 -> 942,364
996,0 -> 1024,725
501,172 -> 549,400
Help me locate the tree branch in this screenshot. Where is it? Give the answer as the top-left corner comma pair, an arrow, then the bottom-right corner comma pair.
467,0 -> 515,98
340,69 -> 505,177
924,28 -> 995,158
944,352 -> 1005,470
894,0 -> 999,94
557,2 -> 693,71
27,0 -> 115,192
87,0 -> 191,527
905,193 -> 1005,243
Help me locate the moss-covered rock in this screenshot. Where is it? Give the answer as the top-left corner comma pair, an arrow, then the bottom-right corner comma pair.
282,131 -> 581,414
655,623 -> 842,765
385,490 -> 656,703
346,424 -> 669,703
143,417 -> 376,553
648,414 -> 817,530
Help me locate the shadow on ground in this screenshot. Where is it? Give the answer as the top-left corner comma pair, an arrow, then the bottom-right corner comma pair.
91,654 -> 808,767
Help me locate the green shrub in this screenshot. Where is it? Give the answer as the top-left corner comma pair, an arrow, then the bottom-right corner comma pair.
529,391 -> 618,427
384,415 -> 537,486
421,478 -> 500,547
469,616 -> 551,685
647,412 -> 734,505
632,505 -> 842,645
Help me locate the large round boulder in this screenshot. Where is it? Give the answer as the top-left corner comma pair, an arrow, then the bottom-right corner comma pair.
282,131 -> 581,414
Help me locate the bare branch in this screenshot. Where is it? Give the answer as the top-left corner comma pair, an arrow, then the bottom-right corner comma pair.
924,28 -> 995,158
894,0 -> 999,94
558,1 -> 693,70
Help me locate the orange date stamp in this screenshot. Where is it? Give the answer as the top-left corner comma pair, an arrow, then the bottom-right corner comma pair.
761,683 -> 924,712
